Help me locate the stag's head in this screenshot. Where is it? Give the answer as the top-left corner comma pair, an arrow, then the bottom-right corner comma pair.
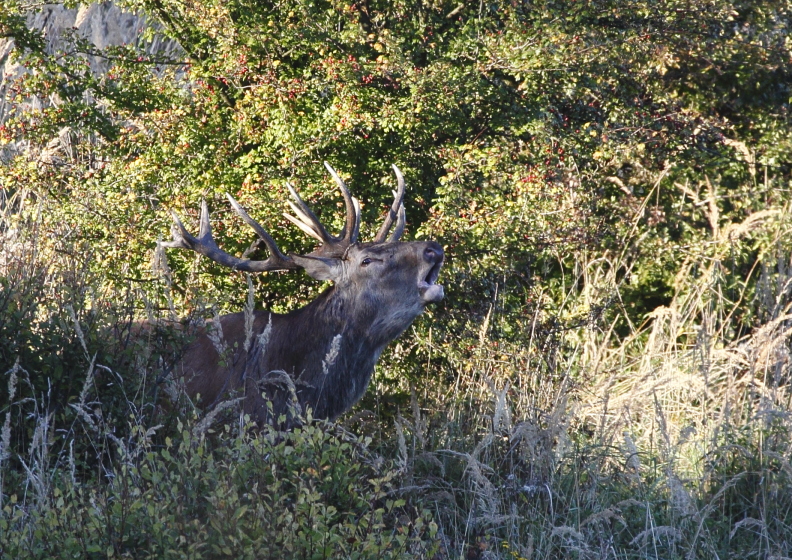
162,163 -> 444,338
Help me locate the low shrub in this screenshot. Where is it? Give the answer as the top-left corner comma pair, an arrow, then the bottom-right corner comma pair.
1,415 -> 438,560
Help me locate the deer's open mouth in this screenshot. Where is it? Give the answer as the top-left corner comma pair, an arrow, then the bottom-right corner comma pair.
418,261 -> 444,303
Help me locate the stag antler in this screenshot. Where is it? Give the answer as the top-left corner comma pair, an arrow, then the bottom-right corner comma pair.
161,196 -> 299,273
161,163 -> 409,272
374,164 -> 406,243
282,162 -> 361,258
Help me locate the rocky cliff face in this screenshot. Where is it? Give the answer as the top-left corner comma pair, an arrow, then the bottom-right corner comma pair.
0,3 -> 179,127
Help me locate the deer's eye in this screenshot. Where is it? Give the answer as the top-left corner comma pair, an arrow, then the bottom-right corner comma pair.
361,258 -> 373,267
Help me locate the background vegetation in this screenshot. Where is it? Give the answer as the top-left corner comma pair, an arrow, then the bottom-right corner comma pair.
1,0 -> 791,557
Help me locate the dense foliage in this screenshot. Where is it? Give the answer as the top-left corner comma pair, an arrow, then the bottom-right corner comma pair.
3,0 -> 789,322
2,0 -> 792,558
1,415 -> 438,559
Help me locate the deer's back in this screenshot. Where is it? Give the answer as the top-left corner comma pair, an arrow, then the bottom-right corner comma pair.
177,311 -> 276,408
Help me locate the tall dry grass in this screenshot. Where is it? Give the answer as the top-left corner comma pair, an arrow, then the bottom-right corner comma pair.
385,176 -> 792,559
1,175 -> 792,559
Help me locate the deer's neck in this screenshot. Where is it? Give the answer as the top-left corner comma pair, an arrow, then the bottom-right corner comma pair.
283,286 -> 398,420
299,285 -> 398,346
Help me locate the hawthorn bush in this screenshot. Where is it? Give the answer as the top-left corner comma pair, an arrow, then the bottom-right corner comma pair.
2,0 -> 792,557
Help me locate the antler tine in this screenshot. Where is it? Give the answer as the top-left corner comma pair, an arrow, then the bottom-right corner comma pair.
160,202 -> 217,252
283,182 -> 333,244
225,194 -> 290,262
162,198 -> 299,273
324,161 -> 360,243
198,199 -> 212,238
373,164 -> 406,243
388,202 -> 406,242
351,196 -> 361,244
160,209 -> 195,250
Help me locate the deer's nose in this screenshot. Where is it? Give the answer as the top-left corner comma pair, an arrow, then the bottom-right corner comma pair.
423,243 -> 444,263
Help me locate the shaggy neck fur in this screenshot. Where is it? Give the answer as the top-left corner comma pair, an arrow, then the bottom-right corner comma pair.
270,284 -> 420,421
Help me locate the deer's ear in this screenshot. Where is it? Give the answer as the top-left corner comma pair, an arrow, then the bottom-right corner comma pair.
291,255 -> 343,281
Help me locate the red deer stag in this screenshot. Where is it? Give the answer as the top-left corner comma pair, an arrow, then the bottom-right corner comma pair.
162,163 -> 444,427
